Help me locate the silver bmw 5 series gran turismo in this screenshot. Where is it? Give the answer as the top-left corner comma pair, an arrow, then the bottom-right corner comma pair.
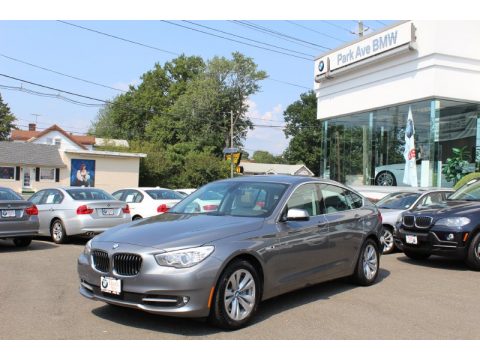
78,176 -> 383,330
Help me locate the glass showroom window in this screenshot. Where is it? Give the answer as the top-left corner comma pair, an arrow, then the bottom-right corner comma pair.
40,168 -> 55,181
0,166 -> 15,180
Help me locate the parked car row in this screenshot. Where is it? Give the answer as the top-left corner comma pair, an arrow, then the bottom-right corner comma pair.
0,186 -> 192,246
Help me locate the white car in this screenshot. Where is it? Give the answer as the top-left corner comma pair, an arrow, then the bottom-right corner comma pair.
112,187 -> 184,220
174,188 -> 197,196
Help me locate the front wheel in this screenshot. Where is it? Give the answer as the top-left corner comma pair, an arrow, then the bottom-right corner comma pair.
382,227 -> 396,254
375,171 -> 397,186
352,238 -> 380,286
208,260 -> 260,330
13,238 -> 32,248
466,234 -> 480,271
51,219 -> 67,244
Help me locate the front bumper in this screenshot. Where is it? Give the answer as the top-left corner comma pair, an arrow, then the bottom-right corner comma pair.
397,227 -> 469,258
77,242 -> 222,318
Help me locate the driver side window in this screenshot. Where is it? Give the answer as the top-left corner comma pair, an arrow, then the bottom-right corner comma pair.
287,183 -> 320,217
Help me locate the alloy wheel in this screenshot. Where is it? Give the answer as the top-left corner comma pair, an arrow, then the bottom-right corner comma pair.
383,229 -> 394,253
224,269 -> 256,321
52,222 -> 63,242
363,244 -> 378,280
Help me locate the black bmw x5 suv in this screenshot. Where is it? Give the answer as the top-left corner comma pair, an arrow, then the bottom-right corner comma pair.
397,178 -> 480,270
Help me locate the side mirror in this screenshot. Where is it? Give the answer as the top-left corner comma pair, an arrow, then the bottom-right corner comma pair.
286,208 -> 310,221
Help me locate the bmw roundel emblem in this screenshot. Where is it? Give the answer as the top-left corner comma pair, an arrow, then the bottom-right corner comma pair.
318,60 -> 325,72
113,243 -> 119,249
101,278 -> 108,289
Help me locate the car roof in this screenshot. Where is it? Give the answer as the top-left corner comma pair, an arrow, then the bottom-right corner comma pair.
214,175 -> 341,186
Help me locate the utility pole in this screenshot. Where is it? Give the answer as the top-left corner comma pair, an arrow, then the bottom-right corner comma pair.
358,21 -> 364,37
230,110 -> 234,178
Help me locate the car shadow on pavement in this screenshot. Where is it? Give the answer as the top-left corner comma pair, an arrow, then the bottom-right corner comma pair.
396,255 -> 470,271
90,267 -> 390,336
0,239 -> 57,252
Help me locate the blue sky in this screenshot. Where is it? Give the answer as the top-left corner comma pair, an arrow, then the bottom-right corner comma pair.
2,0 -> 451,156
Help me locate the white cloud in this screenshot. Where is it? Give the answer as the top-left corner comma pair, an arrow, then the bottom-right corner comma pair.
112,78 -> 141,92
244,100 -> 289,156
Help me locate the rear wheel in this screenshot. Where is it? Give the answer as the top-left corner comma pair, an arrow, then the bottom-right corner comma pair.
51,219 -> 67,244
466,233 -> 480,271
382,227 -> 396,254
352,238 -> 380,286
13,238 -> 32,248
404,249 -> 431,260
132,215 -> 143,221
209,260 -> 260,330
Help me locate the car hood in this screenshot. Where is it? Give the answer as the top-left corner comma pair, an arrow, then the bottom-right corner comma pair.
92,213 -> 265,250
405,200 -> 480,217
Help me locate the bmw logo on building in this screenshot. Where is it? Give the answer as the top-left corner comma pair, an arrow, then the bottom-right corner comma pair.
318,60 -> 325,72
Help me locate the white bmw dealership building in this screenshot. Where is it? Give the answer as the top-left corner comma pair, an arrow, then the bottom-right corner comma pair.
314,20 -> 480,187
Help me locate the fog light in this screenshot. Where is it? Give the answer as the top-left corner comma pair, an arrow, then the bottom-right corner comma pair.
447,233 -> 455,241
182,296 -> 190,304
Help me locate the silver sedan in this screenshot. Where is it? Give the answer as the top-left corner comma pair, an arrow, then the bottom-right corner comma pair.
78,176 -> 383,330
29,187 -> 131,244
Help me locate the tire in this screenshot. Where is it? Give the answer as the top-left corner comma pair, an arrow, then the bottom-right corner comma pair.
375,171 -> 397,186
132,215 -> 143,221
13,238 -> 32,248
352,238 -> 380,286
382,227 -> 396,254
404,249 -> 431,260
466,233 -> 480,271
51,219 -> 67,244
208,260 -> 261,330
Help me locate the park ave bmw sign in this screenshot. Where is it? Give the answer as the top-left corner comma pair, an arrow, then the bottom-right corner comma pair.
315,21 -> 416,81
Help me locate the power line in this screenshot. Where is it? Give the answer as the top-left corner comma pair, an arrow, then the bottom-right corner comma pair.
284,21 -> 346,43
233,21 -> 330,50
57,20 -> 180,56
321,20 -> 355,35
183,20 -> 315,58
0,53 -> 127,93
266,77 -> 311,91
161,20 -> 312,61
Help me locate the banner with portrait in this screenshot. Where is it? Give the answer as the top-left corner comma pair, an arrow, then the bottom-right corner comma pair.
70,159 -> 95,187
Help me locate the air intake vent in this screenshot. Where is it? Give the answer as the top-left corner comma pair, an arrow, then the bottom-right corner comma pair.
403,215 -> 415,227
113,253 -> 142,276
92,250 -> 109,272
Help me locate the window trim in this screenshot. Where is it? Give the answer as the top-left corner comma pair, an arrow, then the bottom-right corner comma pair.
39,167 -> 56,182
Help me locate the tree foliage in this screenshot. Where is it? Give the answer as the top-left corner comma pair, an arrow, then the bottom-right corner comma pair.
0,92 -> 17,140
252,150 -> 287,164
282,91 -> 321,176
90,53 -> 266,187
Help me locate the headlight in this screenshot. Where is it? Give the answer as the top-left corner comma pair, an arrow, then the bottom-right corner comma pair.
83,239 -> 92,256
435,217 -> 470,227
155,246 -> 215,268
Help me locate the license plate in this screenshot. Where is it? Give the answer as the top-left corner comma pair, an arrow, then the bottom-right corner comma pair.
101,208 -> 115,216
406,235 -> 418,245
100,276 -> 121,295
1,210 -> 16,218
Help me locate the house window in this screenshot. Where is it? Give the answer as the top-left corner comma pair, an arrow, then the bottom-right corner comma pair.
40,168 -> 55,181
54,138 -> 61,147
0,166 -> 15,180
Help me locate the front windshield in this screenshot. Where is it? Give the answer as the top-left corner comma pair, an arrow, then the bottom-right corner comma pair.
449,178 -> 480,201
376,192 -> 421,209
170,181 -> 288,217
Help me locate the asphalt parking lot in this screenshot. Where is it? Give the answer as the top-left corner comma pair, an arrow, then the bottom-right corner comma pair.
1,237 -> 478,340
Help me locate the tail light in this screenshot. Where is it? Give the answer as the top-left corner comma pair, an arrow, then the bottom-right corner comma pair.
77,205 -> 94,215
122,204 -> 130,214
203,204 -> 218,211
25,204 -> 38,216
157,204 -> 170,213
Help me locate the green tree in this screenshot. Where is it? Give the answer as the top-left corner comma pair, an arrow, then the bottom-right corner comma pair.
0,93 -> 17,140
283,91 -> 321,176
252,150 -> 286,164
